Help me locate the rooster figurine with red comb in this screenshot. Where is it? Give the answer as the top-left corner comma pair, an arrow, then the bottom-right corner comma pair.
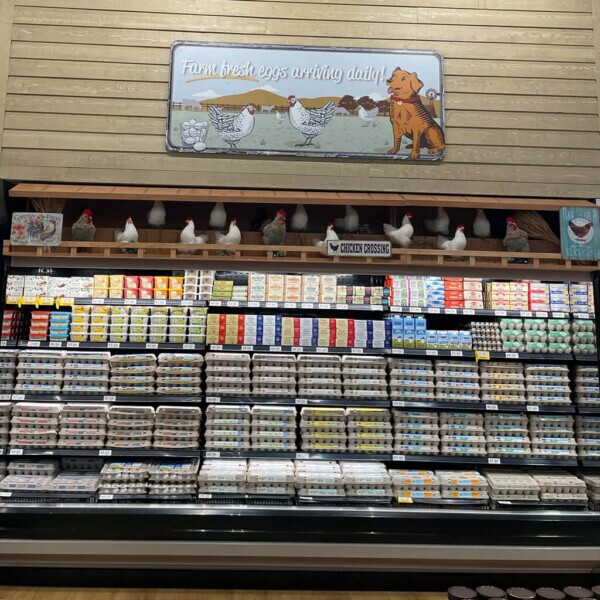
71,209 -> 96,242
504,216 -> 530,263
262,209 -> 287,256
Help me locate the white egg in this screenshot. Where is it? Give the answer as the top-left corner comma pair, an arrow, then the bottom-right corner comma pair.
193,141 -> 207,151
188,127 -> 198,136
189,119 -> 197,125
184,136 -> 196,145
182,121 -> 191,128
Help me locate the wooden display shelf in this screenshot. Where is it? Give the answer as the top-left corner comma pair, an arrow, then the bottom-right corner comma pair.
8,183 -> 594,211
4,239 -> 596,271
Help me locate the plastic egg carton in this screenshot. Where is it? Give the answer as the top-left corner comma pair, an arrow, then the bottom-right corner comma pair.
0,474 -> 54,491
470,321 -> 502,351
100,460 -> 150,482
47,472 -> 101,493
437,470 -> 489,499
149,459 -> 200,483
483,469 -> 540,501
499,319 -> 524,331
7,459 -> 60,476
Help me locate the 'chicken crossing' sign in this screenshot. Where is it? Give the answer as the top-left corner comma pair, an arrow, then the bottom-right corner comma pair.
167,41 -> 445,160
326,240 -> 391,258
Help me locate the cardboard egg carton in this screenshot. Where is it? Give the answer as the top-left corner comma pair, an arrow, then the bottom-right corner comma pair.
484,469 -> 540,500
100,460 -> 150,482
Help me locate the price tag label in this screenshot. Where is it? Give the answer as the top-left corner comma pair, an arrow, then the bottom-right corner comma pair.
107,342 -> 120,348
49,342 -> 62,348
392,401 -> 405,408
392,349 -> 405,355
284,302 -> 296,309
496,310 -> 507,316
486,404 -> 499,411
318,303 -> 331,310
146,343 -> 158,349
296,452 -> 310,460
396,496 -> 413,504
295,398 -> 308,405
269,346 -> 282,352
0,492 -> 12,498
0,449 -> 5,455
520,311 -> 533,317
527,405 -> 540,412
446,309 -> 457,314
301,303 -> 313,309
426,350 -> 438,356
181,300 -> 193,306
337,304 -> 349,311
99,494 -> 114,501
535,312 -> 548,318
27,341 -> 41,347
211,300 -> 222,307
92,298 -> 104,305
429,308 -> 441,314
99,449 -> 112,456
0,395 -> 10,401
227,301 -> 239,307
505,352 -> 519,359
155,299 -> 166,306
0,341 -> 6,347
411,307 -> 422,313
266,302 -> 278,308
580,313 -> 591,319
124,299 -> 136,306
554,312 -> 566,319
206,397 -> 221,403
488,458 -> 501,465
103,395 -> 116,402
198,493 -> 212,499
67,342 -> 80,348
451,351 -> 463,357
183,344 -> 195,350
241,345 -> 253,351
475,351 -> 490,361
291,346 -> 303,352
392,454 -> 406,462
351,348 -> 364,354
464,309 -> 475,315
206,451 -> 221,458
248,301 -> 260,308
12,394 -> 25,401
316,347 -> 328,353
9,449 -> 23,456
211,345 -> 223,350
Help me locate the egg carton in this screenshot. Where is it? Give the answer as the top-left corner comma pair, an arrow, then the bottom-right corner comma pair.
440,412 -> 484,425
300,442 -> 347,453
302,430 -> 348,441
147,484 -> 197,495
0,474 -> 54,491
297,367 -> 342,377
100,460 -> 149,481
148,459 -> 200,482
530,415 -> 574,429
393,409 -> 438,422
14,383 -> 63,394
198,483 -> 247,494
99,483 -> 148,494
106,439 -> 152,449
204,440 -> 252,451
441,443 -> 486,455
198,472 -> 247,484
525,364 -> 569,377
296,486 -> 346,497
206,405 -> 251,418
57,437 -> 106,448
394,443 -> 439,455
108,415 -> 155,426
487,443 -> 531,457
526,393 -> 572,406
342,379 -> 387,390
484,471 -> 540,498
205,365 -> 250,375
252,375 -> 297,385
8,459 -> 60,476
154,429 -> 200,440
59,426 -> 107,436
155,419 -> 201,430
11,414 -> 59,426
575,393 -> 600,405
528,471 -> 586,494
343,370 -> 387,380
438,471 -> 488,488
12,402 -> 62,416
251,430 -> 296,440
347,442 -> 392,453
46,472 -> 101,493
395,431 -> 440,442
441,422 -> 485,434
18,349 -> 65,363
252,364 -> 297,376
394,424 -> 440,437
389,370 -> 435,382
153,439 -> 200,449
252,441 -> 297,452
345,486 -> 393,498
156,405 -> 202,419
435,391 -> 482,403
300,407 -> 345,420
245,483 -> 295,496
109,354 -> 157,366
206,385 -> 252,396
435,360 -> 479,373
298,355 -> 342,366
158,353 -> 204,366
579,473 -> 600,493
252,353 -> 297,366
10,433 -> 58,447
485,412 -> 528,426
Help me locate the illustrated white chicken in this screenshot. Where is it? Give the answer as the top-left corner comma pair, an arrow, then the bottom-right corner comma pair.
383,212 -> 414,248
473,209 -> 491,238
288,96 -> 335,147
334,205 -> 360,233
209,202 -> 227,230
425,207 -> 450,236
438,224 -> 467,251
291,204 -> 308,232
358,105 -> 379,127
276,111 -> 284,124
114,217 -> 138,253
179,217 -> 207,253
208,104 -> 256,150
215,218 -> 242,246
147,200 -> 166,227
313,223 -> 339,254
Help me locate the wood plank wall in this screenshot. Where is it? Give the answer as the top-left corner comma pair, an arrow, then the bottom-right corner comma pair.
0,0 -> 599,198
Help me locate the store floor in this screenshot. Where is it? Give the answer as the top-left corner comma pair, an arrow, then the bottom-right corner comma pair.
0,590 -> 443,600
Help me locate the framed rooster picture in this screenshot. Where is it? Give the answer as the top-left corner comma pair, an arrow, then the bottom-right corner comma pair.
10,212 -> 63,247
166,41 -> 445,160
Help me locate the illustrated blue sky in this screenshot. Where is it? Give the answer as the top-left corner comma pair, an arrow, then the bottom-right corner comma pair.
171,44 -> 443,103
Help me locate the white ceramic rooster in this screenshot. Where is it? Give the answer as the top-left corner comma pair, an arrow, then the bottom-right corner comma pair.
425,207 -> 450,236
313,223 -> 339,255
334,206 -> 359,233
437,224 -> 467,251
291,204 -> 308,232
215,218 -> 241,255
179,217 -> 207,253
147,200 -> 166,227
209,202 -> 227,230
114,217 -> 139,253
383,212 -> 413,248
473,209 -> 491,238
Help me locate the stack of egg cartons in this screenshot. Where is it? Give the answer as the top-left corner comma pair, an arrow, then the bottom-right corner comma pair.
198,459 -> 247,496
69,306 -> 90,343
484,470 -> 540,505
479,362 -> 526,407
572,318 -> 596,356
297,355 -> 342,398
153,406 -> 201,449
99,461 -> 150,496
390,469 -> 441,502
341,461 -> 392,501
46,471 -> 101,496
529,414 -> 577,459
62,351 -> 110,395
438,470 -> 489,502
435,361 -> 480,404
109,354 -> 156,395
485,412 -> 531,458
89,306 -> 110,343
155,353 -> 203,395
499,318 -> 525,353
522,318 -> 552,354
575,414 -> 600,460
525,363 -> 572,407
10,402 -> 61,448
251,354 -> 296,397
546,318 -> 572,354
128,307 -> 150,344
574,365 -> 600,408
251,405 -> 296,452
342,356 -> 387,399
15,350 -> 64,395
0,459 -> 60,494
346,408 -> 392,454
388,358 -> 435,403
183,269 -> 214,301
107,306 -> 130,344
440,411 -> 486,456
205,352 -> 251,397
529,470 -> 587,504
58,403 -> 107,449
0,350 -> 17,394
0,402 -> 11,448
187,307 -> 208,345
148,459 -> 200,496
300,407 -> 347,453
145,306 -> 168,344
166,306 -> 188,345
0,459 -> 5,484
106,405 -> 155,449
246,459 -> 295,497
295,460 -> 345,499
205,404 -> 251,452
470,321 -> 502,352
580,474 -> 600,508
393,410 -> 439,455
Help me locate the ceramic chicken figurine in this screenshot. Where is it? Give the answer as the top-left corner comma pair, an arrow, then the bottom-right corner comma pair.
71,209 -> 96,242
147,201 -> 166,227
215,218 -> 241,255
383,212 -> 414,248
114,217 -> 139,254
179,217 -> 207,253
504,216 -> 530,263
262,209 -> 287,256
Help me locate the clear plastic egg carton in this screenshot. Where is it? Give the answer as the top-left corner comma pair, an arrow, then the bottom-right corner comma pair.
437,470 -> 489,499
483,469 -> 540,501
100,460 -> 150,482
7,459 -> 59,476
99,481 -> 148,495
46,472 -> 101,493
0,474 -> 54,491
61,457 -> 103,471
148,459 -> 200,483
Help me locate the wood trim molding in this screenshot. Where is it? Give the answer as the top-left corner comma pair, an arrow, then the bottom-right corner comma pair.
0,0 -> 15,156
594,1 -> 600,134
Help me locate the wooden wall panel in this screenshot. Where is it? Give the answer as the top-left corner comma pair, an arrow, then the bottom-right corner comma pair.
0,0 -> 599,198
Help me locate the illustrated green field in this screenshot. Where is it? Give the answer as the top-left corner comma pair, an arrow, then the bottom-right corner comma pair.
168,110 -> 442,157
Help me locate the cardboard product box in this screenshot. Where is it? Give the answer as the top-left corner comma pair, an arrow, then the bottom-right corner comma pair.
109,275 -> 124,289
139,276 -> 154,290
92,288 -> 109,299
463,301 -> 484,309
123,288 -> 138,299
426,330 -> 438,349
169,277 -> 184,291
460,331 -> 473,349
93,275 -> 110,289
445,300 -> 465,308
123,276 -> 139,289
169,290 -> 183,300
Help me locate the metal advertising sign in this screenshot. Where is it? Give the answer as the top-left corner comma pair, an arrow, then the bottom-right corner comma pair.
560,206 -> 600,261
167,42 -> 445,160
326,240 -> 392,257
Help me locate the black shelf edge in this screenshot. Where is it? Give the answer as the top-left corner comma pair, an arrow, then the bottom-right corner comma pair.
207,395 -> 390,407
203,451 -> 391,461
0,340 -> 17,348
391,453 -> 579,467
576,405 -> 600,414
389,307 -> 584,319
17,341 -> 205,351
5,299 -> 208,308
574,354 -> 598,363
7,448 -> 200,458
208,345 -> 386,355
7,393 -> 203,404
487,352 -> 575,362
209,301 -> 386,312
391,400 -> 575,414
387,348 -> 474,358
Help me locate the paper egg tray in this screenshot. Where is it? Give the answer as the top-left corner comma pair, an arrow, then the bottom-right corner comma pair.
198,483 -> 246,494
252,430 -> 296,441
106,439 -> 152,449
10,434 -> 57,446
525,364 -> 569,377
297,387 -> 342,398
253,353 -> 297,365
395,432 -> 440,443
301,407 -> 345,419
297,366 -> 341,377
8,459 -> 60,476
110,353 -> 157,366
348,441 -> 393,453
580,473 -> 600,493
14,384 -> 62,394
206,384 -> 252,395
246,483 -> 295,496
529,474 -> 586,494
440,412 -> 484,425
345,486 -> 393,498
153,439 -> 200,449
206,352 -> 251,366
252,441 -> 297,451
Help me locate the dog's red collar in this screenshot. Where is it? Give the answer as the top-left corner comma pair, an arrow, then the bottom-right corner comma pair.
390,95 -> 419,104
